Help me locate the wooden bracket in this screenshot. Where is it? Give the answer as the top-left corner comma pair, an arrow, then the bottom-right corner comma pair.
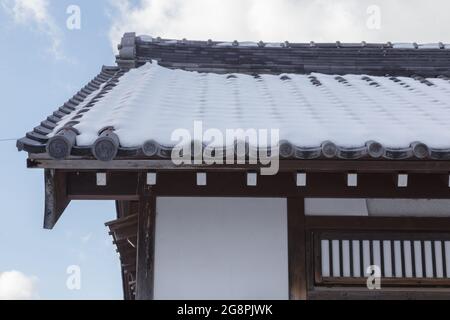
44,169 -> 70,229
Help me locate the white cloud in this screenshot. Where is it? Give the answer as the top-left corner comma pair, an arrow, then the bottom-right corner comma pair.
108,0 -> 450,52
0,0 -> 65,59
0,271 -> 39,300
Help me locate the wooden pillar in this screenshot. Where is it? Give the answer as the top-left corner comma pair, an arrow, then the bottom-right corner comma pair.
287,197 -> 307,300
135,175 -> 156,300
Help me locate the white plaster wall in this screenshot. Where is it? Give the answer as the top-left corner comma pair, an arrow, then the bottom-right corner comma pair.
367,199 -> 450,217
305,198 -> 369,216
154,197 -> 289,300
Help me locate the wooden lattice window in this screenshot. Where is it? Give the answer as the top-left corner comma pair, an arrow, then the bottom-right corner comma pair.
314,232 -> 450,287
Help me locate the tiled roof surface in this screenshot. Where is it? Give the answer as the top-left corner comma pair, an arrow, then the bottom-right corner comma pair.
17,66 -> 124,155
16,33 -> 450,161
18,61 -> 450,161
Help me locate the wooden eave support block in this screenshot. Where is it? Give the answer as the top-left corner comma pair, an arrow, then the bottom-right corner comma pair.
247,172 -> 257,186
96,172 -> 107,186
197,172 -> 207,186
347,173 -> 358,187
398,174 -> 408,188
147,172 -> 157,186
296,172 -> 307,187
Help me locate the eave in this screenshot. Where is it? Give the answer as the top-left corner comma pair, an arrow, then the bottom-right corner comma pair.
27,154 -> 450,174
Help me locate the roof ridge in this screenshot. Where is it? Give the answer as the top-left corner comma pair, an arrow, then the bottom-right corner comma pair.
115,33 -> 450,77
137,36 -> 448,50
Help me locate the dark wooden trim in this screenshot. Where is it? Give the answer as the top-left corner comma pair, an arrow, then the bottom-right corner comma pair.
305,216 -> 450,231
319,277 -> 450,287
287,197 -> 307,300
43,169 -> 70,229
308,287 -> 450,300
305,228 -> 317,293
63,171 -> 450,200
115,200 -> 139,219
67,171 -> 140,200
318,231 -> 450,241
135,175 -> 156,300
27,157 -> 450,174
312,232 -> 323,284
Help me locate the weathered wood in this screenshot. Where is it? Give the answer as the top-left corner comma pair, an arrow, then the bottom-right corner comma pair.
319,277 -> 450,287
67,171 -> 140,200
308,287 -> 450,300
305,216 -> 450,231
108,206 -> 138,300
135,176 -> 156,300
288,198 -> 307,300
27,157 -> 450,174
63,171 -> 450,200
144,172 -> 450,199
115,200 -> 139,219
43,169 -> 70,229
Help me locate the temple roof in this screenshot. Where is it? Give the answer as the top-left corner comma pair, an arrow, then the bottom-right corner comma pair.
17,33 -> 450,161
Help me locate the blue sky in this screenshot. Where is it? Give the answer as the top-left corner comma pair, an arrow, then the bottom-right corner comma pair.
0,0 -> 449,300
0,0 -> 122,300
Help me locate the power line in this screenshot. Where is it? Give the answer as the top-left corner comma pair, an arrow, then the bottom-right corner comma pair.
0,138 -> 18,142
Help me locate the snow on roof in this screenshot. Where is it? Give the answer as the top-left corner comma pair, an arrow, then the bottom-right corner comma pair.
17,33 -> 450,161
47,62 -> 450,155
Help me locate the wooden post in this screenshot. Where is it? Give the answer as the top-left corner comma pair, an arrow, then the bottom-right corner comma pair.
287,197 -> 307,300
44,169 -> 70,229
135,174 -> 156,300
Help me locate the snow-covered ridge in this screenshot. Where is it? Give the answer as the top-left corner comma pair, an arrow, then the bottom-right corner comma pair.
138,36 -> 450,49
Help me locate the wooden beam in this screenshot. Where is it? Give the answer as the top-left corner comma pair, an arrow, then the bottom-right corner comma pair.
308,287 -> 450,300
27,157 -> 450,174
151,172 -> 450,199
305,216 -> 450,231
287,197 -> 307,300
319,277 -> 450,287
63,171 -> 450,200
43,169 -> 70,229
135,176 -> 156,300
67,171 -> 140,200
